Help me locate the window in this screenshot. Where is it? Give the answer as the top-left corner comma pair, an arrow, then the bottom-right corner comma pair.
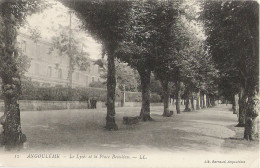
21,40 -> 26,53
47,66 -> 52,77
76,72 -> 79,81
58,69 -> 62,79
34,63 -> 39,75
92,77 -> 95,82
86,76 -> 89,87
36,43 -> 41,60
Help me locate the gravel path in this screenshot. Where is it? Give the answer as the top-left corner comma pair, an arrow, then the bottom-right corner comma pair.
0,104 -> 244,153
1,104 -> 259,168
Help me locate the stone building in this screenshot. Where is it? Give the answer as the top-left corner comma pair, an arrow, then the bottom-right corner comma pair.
17,33 -> 101,88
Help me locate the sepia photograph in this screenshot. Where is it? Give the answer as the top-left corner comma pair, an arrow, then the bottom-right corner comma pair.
0,0 -> 259,167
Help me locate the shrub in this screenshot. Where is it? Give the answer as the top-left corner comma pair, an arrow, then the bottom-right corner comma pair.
89,81 -> 106,88
124,91 -> 161,102
18,82 -> 122,102
0,80 -> 161,103
150,94 -> 162,103
125,92 -> 142,102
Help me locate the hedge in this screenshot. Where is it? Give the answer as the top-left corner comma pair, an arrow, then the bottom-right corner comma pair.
0,82 -> 161,102
20,86 -> 121,102
124,91 -> 161,103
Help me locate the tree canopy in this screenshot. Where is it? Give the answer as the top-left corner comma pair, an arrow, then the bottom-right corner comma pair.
201,0 -> 259,140
0,0 -> 49,149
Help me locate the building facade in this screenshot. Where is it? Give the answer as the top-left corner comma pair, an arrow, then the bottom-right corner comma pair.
17,33 -> 101,88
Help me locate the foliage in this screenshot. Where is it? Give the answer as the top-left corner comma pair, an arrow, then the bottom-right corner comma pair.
124,92 -> 161,103
201,1 -> 259,95
89,80 -> 106,89
0,0 -> 49,27
150,75 -> 162,96
152,0 -> 181,83
150,93 -> 161,103
0,0 -> 50,97
18,81 -> 119,102
171,11 -> 218,96
116,1 -> 160,71
201,1 -> 259,139
62,0 -> 133,128
62,0 -> 131,51
49,25 -> 90,73
28,26 -> 41,43
0,0 -> 50,149
0,80 -> 163,103
114,1 -> 180,119
95,58 -> 139,92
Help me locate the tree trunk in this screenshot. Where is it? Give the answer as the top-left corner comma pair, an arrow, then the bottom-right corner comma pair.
191,94 -> 195,111
185,98 -> 191,112
67,11 -> 73,101
200,94 -> 203,108
201,94 -> 204,108
244,89 -> 259,140
212,97 -> 216,106
244,21 -> 259,140
139,69 -> 152,121
121,89 -> 125,107
237,86 -> 246,127
161,80 -> 171,117
105,51 -> 118,130
232,94 -> 237,114
184,86 -> 191,112
196,91 -> 201,110
0,8 -> 26,150
208,96 -> 212,107
67,56 -> 73,101
175,80 -> 181,114
203,94 -> 207,108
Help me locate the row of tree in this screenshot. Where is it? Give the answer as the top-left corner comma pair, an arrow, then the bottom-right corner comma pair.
65,0 -> 258,139
201,1 -> 259,140
61,0 -> 220,128
0,0 -> 258,149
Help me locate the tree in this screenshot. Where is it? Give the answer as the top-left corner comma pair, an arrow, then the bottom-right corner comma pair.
218,72 -> 240,114
151,0 -> 180,116
201,1 -> 245,125
95,58 -> 139,92
116,1 -> 180,120
49,24 -> 90,99
114,1 -> 155,121
0,0 -> 48,150
62,0 -> 132,130
170,5 -> 219,112
201,1 -> 259,140
150,74 -> 163,97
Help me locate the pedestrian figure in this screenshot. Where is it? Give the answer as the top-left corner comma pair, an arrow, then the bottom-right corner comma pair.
87,99 -> 91,109
90,98 -> 94,109
93,97 -> 97,109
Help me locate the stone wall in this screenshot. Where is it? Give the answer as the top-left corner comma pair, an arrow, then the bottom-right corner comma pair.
0,100 -> 163,112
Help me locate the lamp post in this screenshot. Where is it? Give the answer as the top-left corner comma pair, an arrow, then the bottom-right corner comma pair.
67,10 -> 73,101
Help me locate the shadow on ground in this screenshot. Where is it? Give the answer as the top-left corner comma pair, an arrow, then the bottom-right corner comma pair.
0,105 -> 258,154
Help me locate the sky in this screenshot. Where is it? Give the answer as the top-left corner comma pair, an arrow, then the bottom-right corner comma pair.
19,0 -> 102,60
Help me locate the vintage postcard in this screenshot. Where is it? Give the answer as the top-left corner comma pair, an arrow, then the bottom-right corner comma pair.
0,0 -> 259,167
